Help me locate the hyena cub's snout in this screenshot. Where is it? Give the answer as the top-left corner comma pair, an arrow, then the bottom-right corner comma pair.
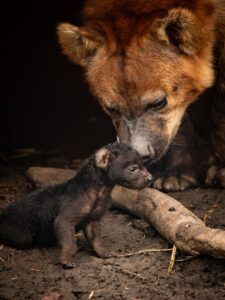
129,166 -> 153,189
140,168 -> 153,187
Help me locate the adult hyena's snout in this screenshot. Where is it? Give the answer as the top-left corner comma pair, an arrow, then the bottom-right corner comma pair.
117,117 -> 169,164
130,135 -> 156,163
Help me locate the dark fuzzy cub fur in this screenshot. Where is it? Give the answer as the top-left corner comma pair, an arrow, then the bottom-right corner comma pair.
0,142 -> 151,268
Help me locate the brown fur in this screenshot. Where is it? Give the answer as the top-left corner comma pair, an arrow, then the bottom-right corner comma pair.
58,0 -> 225,188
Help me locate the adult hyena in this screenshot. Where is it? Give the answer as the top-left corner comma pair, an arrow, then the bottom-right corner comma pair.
58,0 -> 225,191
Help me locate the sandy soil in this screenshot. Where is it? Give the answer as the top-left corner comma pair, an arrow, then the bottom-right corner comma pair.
0,157 -> 225,300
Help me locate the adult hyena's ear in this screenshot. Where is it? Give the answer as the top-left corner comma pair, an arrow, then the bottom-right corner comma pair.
151,8 -> 208,55
95,148 -> 116,169
57,23 -> 102,67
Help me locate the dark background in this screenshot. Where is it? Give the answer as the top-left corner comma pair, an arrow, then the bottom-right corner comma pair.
2,0 -> 115,159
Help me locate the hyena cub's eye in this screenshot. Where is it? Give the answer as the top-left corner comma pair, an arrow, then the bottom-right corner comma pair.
105,106 -> 121,116
128,165 -> 139,173
145,96 -> 167,112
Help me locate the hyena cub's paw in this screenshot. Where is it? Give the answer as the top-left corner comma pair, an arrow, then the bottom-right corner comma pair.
153,172 -> 198,192
94,245 -> 111,259
206,165 -> 225,188
60,258 -> 76,269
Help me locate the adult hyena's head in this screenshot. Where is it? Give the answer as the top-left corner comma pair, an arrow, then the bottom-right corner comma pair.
58,1 -> 215,163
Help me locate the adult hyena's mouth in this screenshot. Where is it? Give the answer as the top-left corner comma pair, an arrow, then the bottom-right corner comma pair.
117,134 -> 168,164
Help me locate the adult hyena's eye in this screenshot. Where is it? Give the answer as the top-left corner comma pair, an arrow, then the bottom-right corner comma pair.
145,96 -> 168,112
105,106 -> 121,116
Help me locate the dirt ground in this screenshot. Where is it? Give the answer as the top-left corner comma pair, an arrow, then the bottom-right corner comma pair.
0,153 -> 225,300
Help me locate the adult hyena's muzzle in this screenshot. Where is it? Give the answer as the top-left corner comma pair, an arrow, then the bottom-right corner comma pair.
117,116 -> 169,164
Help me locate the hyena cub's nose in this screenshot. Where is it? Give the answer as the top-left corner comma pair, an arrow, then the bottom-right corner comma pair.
142,170 -> 153,186
147,173 -> 153,181
147,174 -> 153,187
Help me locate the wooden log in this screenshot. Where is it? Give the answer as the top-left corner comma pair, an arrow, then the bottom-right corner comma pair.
27,167 -> 75,188
111,186 -> 225,259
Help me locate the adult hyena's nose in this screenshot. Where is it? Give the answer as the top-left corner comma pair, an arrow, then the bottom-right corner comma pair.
131,136 -> 155,162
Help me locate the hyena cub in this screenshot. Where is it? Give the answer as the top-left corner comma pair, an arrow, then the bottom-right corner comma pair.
0,142 -> 152,268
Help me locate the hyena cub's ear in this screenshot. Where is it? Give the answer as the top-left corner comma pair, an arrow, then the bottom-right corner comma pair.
95,148 -> 116,169
151,8 -> 208,55
57,23 -> 103,67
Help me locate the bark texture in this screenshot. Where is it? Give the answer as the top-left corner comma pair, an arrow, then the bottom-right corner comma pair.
111,186 -> 225,259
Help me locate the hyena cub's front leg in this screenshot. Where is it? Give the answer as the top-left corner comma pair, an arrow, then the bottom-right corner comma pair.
54,216 -> 77,268
83,221 -> 110,258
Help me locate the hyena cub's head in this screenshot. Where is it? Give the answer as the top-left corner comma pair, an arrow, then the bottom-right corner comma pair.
57,1 -> 215,163
95,142 -> 153,189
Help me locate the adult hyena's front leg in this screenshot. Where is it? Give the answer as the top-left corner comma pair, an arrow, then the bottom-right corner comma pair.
206,40 -> 225,188
206,95 -> 225,188
151,115 -> 199,192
